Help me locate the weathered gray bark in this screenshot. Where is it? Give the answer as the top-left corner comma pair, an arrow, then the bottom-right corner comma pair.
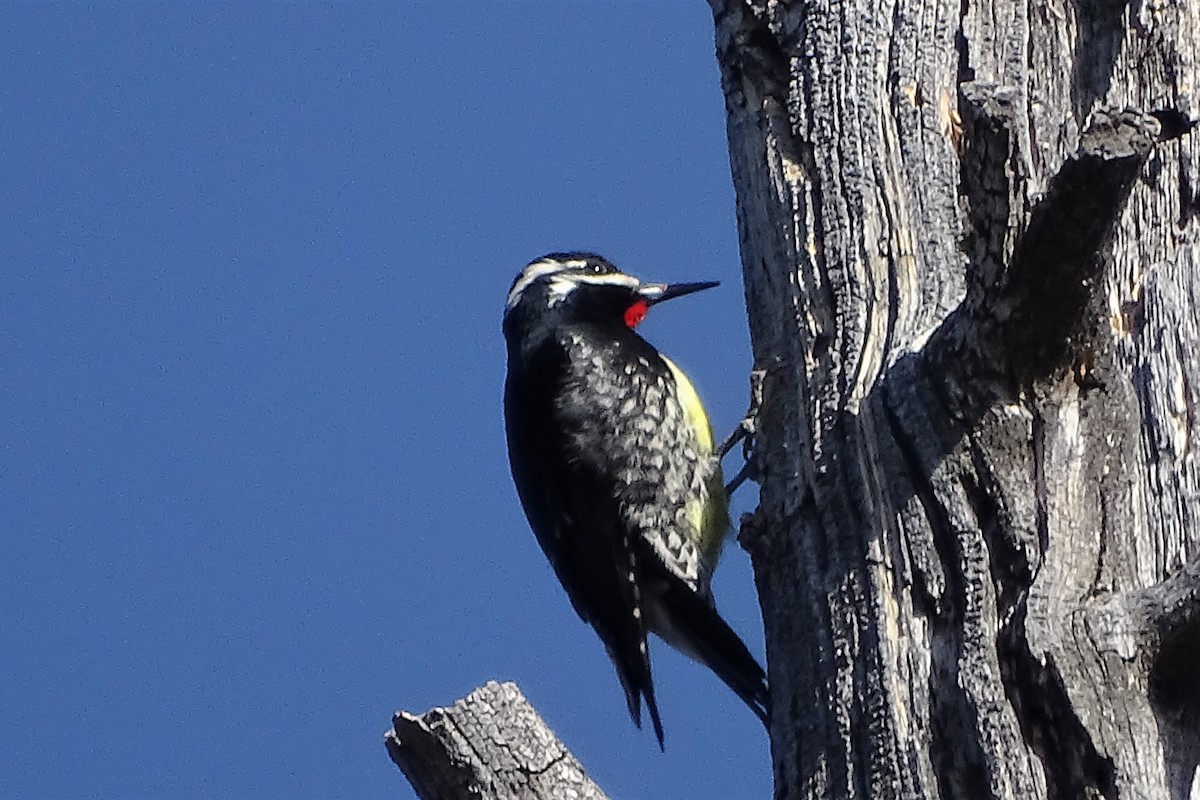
386,681 -> 608,800
711,0 -> 1200,798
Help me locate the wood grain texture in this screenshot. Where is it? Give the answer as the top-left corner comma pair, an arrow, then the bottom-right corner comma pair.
386,681 -> 608,800
710,0 -> 1199,797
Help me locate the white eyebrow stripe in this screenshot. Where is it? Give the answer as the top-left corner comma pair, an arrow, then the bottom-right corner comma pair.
546,271 -> 640,306
506,260 -> 574,309
573,272 -> 640,289
506,260 -> 639,310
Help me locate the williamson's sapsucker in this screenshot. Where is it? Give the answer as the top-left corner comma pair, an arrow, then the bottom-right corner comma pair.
502,252 -> 770,747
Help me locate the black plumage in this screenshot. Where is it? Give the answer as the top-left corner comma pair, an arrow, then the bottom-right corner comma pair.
503,253 -> 769,747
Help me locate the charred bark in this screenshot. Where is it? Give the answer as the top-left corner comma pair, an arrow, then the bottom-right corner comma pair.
712,0 -> 1200,798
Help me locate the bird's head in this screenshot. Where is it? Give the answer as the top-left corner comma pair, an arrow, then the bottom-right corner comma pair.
503,252 -> 718,339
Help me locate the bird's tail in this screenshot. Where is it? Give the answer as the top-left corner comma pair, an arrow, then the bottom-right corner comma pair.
608,641 -> 666,749
655,582 -> 771,728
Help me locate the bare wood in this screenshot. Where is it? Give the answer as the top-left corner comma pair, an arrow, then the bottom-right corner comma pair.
711,0 -> 1199,798
386,681 -> 609,800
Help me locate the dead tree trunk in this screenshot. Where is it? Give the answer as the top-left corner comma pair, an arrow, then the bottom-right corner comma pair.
712,0 -> 1200,798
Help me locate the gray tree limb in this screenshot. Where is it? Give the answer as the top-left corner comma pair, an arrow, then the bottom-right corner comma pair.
386,681 -> 608,800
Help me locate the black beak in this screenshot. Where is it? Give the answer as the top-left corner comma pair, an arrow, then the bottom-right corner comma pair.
638,280 -> 720,305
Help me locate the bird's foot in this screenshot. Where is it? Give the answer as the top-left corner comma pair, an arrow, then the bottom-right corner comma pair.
719,369 -> 766,496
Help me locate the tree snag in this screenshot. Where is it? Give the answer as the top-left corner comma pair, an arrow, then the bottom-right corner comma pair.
712,0 -> 1199,798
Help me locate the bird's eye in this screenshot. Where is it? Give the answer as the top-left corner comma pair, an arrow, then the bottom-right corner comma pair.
589,262 -> 606,275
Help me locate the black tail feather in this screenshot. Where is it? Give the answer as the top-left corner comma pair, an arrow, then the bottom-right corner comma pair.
659,582 -> 771,728
646,681 -> 665,750
609,641 -> 666,749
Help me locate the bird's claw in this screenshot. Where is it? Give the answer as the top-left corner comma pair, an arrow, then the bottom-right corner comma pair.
720,369 -> 766,496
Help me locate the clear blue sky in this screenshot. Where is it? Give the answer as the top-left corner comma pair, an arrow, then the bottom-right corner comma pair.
2,4 -> 769,798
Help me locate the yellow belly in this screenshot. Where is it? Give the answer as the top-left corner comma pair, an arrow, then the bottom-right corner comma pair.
661,356 -> 730,560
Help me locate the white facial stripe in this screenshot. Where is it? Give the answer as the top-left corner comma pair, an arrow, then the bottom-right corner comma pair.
574,272 -> 640,289
506,259 -> 640,310
546,271 -> 641,306
506,259 -> 579,309
506,263 -> 561,311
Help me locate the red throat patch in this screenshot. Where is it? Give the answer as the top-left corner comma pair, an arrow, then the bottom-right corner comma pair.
624,299 -> 650,328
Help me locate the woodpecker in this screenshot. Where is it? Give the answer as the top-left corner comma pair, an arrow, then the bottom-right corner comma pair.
502,252 -> 769,748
